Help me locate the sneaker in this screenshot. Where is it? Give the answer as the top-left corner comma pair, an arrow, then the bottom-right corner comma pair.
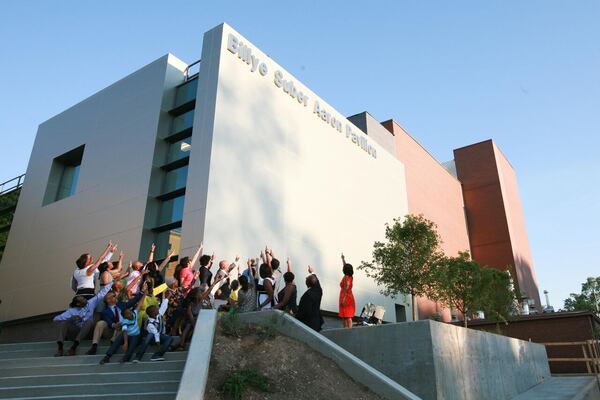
68,347 -> 77,356
132,359 -> 140,364
99,356 -> 110,365
150,355 -> 165,362
54,349 -> 64,357
86,345 -> 97,355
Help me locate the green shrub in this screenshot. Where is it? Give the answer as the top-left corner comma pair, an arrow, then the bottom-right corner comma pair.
257,314 -> 280,342
222,368 -> 269,400
220,311 -> 248,338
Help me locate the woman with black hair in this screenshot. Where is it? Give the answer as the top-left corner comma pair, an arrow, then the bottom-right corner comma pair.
274,257 -> 297,314
237,258 -> 258,313
257,256 -> 275,310
339,253 -> 355,328
145,249 -> 173,287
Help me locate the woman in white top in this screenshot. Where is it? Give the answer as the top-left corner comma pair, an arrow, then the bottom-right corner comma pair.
71,242 -> 115,300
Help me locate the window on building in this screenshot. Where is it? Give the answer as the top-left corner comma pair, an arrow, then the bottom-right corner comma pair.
395,304 -> 407,322
173,78 -> 198,109
162,166 -> 189,193
171,109 -> 195,134
43,145 -> 85,205
167,138 -> 192,163
157,195 -> 185,226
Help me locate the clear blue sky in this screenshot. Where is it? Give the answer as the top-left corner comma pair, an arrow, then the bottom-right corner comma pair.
1,1 -> 598,308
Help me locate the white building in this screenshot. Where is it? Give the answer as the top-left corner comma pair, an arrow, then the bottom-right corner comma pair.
0,23 -> 411,322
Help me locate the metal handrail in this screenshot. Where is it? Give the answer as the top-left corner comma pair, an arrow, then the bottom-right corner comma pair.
0,174 -> 25,196
184,59 -> 201,81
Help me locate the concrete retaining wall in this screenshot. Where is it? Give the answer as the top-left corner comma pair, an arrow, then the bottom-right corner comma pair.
176,309 -> 217,400
323,320 -> 551,400
237,310 -> 420,400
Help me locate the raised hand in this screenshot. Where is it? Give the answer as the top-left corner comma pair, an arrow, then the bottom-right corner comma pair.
119,251 -> 124,260
150,243 -> 156,252
308,265 -> 315,274
235,255 -> 240,262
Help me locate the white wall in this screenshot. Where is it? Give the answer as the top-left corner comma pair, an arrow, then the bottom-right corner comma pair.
0,55 -> 187,320
182,24 -> 411,321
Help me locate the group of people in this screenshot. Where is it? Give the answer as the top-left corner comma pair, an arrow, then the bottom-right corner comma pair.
53,240 -> 356,363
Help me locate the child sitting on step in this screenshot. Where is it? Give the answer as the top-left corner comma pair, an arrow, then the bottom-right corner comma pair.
100,284 -> 147,364
134,293 -> 176,362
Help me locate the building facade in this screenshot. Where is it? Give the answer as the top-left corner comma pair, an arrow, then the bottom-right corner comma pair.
0,23 -> 539,322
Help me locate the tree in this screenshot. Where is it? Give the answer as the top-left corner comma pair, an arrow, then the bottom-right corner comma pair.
431,253 -> 516,327
360,214 -> 442,321
564,277 -> 600,313
477,267 -> 516,324
430,252 -> 481,327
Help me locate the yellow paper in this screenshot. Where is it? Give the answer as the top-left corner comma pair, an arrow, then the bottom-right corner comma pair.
153,283 -> 168,296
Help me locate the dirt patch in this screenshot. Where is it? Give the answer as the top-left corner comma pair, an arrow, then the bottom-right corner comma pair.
205,324 -> 382,400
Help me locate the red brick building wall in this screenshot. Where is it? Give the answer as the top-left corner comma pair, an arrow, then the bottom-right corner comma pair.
454,140 -> 541,309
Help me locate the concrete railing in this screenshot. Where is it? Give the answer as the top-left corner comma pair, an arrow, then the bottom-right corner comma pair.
175,309 -> 217,400
237,310 -> 421,400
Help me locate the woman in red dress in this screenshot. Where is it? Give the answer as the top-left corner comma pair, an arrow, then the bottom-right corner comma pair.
339,253 -> 355,328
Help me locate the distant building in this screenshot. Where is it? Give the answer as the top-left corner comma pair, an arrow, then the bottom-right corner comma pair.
0,23 -> 540,322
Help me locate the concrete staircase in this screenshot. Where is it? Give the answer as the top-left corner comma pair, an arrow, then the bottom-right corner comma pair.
0,340 -> 186,399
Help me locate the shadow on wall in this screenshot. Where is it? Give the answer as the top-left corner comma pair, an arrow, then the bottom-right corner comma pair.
513,254 -> 540,308
205,66 -> 325,279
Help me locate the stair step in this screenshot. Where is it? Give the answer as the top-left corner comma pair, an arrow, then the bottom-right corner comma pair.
0,340 -> 110,352
0,360 -> 185,378
0,370 -> 183,387
0,380 -> 180,398
3,392 -> 177,400
0,351 -> 188,368
0,346 -> 113,360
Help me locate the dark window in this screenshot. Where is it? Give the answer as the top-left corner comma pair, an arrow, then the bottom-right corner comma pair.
157,195 -> 185,226
173,78 -> 198,109
172,110 -> 195,134
43,145 -> 84,205
395,304 -> 407,322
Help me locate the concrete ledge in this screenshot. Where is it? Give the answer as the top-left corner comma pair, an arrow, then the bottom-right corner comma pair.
237,310 -> 421,400
176,309 -> 217,400
323,320 -> 551,400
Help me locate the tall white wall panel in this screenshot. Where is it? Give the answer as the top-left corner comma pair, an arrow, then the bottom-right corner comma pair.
182,24 -> 411,321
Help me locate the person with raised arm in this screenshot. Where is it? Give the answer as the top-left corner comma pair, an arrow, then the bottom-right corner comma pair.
237,258 -> 258,313
134,290 -> 176,362
71,242 -> 115,299
266,248 -> 283,302
86,286 -> 144,355
274,257 -> 298,314
100,282 -> 148,364
257,257 -> 275,310
177,276 -> 223,349
212,256 -> 239,300
175,241 -> 204,291
198,252 -> 214,285
339,253 -> 356,328
296,265 -> 324,332
53,280 -> 114,356
145,249 -> 173,287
